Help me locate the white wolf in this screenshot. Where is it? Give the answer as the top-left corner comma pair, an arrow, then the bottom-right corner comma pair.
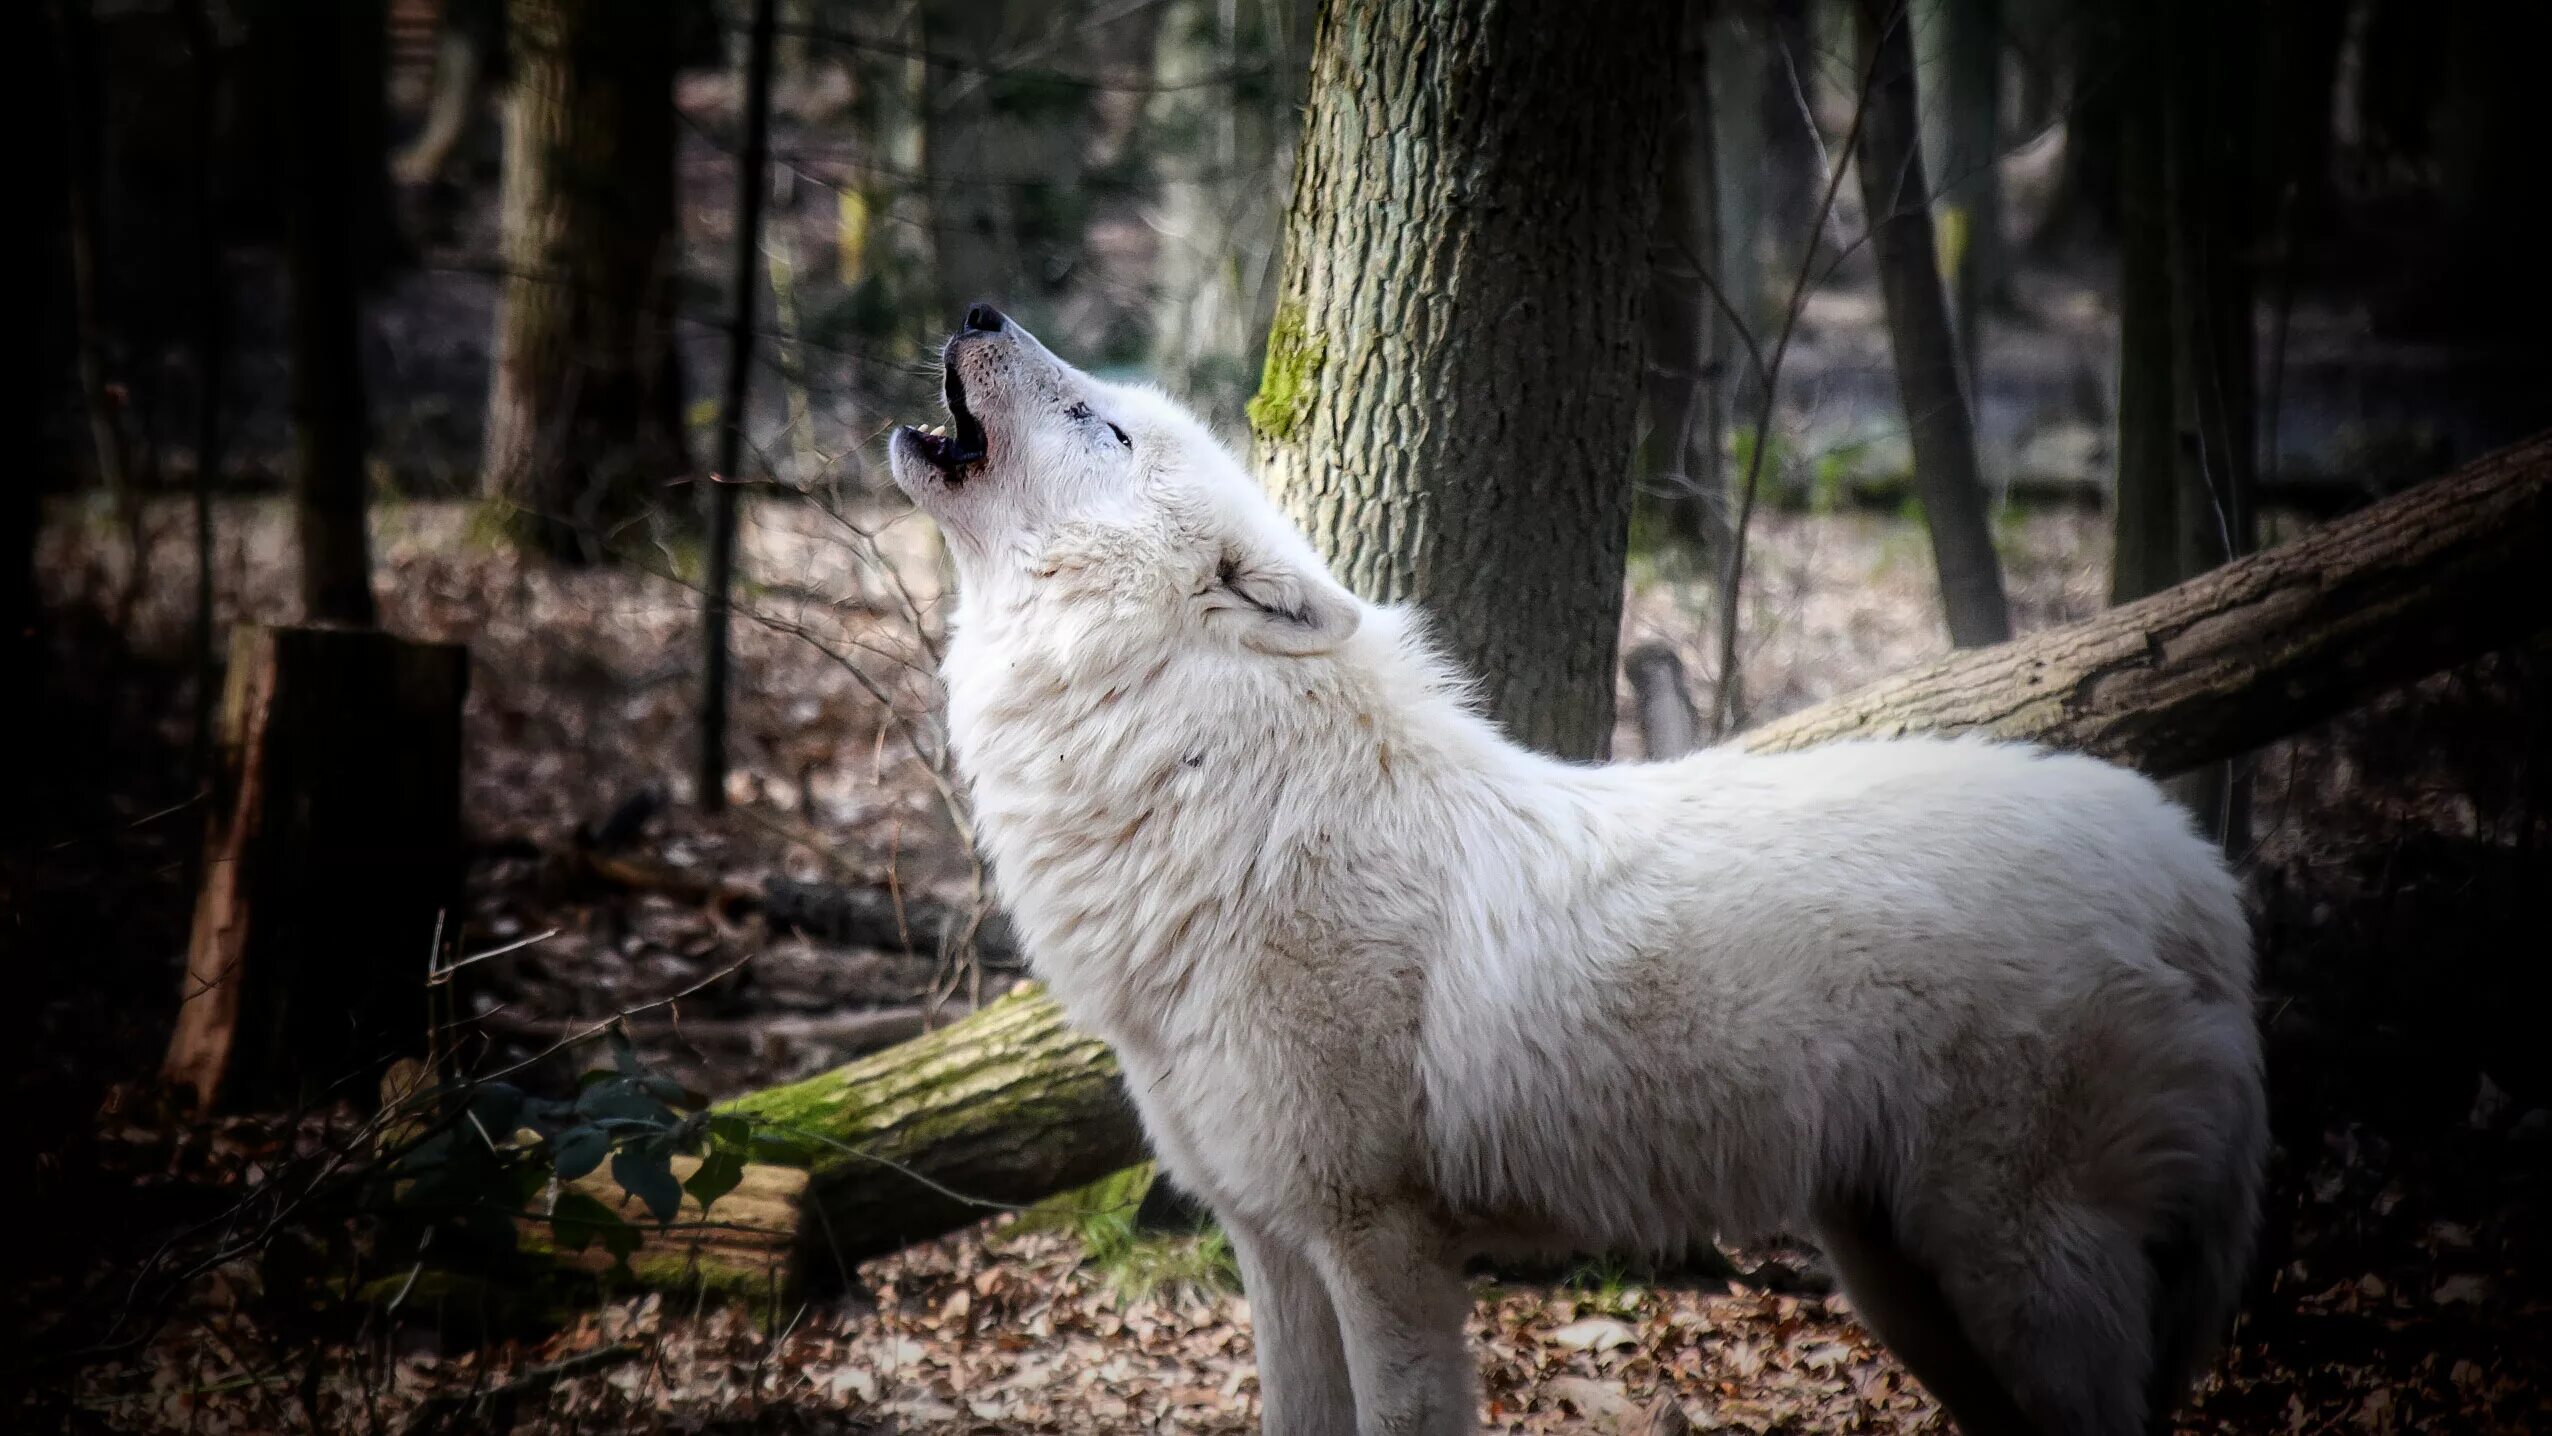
888,307 -> 2266,1436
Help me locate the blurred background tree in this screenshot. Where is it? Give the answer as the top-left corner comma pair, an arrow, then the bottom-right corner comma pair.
481,0 -> 698,562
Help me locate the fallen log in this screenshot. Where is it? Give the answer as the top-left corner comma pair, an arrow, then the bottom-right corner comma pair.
1742,431 -> 2552,769
720,984 -> 1140,1291
698,433 -> 2552,1288
359,1156 -> 813,1327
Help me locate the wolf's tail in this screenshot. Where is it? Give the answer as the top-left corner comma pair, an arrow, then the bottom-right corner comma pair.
2143,1000 -> 2267,1434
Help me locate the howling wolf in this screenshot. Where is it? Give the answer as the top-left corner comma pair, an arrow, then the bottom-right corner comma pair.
888,305 -> 2265,1436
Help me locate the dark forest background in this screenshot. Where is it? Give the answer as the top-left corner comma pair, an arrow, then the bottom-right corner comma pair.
14,0 -> 2552,1431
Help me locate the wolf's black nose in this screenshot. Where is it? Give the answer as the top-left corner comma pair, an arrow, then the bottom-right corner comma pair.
963,303 -> 1006,334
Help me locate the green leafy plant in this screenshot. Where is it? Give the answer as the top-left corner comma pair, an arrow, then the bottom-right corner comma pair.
380,1027 -> 758,1274
1559,1252 -> 1648,1318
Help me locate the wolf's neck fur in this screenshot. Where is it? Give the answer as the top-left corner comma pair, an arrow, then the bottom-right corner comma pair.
944,592 -> 1602,1052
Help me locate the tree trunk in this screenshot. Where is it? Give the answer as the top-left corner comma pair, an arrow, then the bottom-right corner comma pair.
1938,0 -> 2007,351
163,625 -> 469,1112
2162,0 -> 2257,580
1708,4 -> 1770,372
698,0 -> 778,814
1852,0 -> 2012,648
2031,0 -> 2124,254
1145,0 -> 1306,424
2435,5 -> 2550,337
2166,0 -> 2259,844
1639,1 -> 1731,573
182,0 -> 228,782
283,0 -> 383,628
1251,0 -> 1683,760
2258,0 -> 2344,237
483,0 -> 689,564
2114,0 -> 2258,835
703,433 -> 2552,1281
2110,22 -> 2176,607
842,0 -> 934,369
1758,0 -> 1822,275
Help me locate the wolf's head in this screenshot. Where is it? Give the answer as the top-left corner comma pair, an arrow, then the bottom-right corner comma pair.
887,305 -> 1361,661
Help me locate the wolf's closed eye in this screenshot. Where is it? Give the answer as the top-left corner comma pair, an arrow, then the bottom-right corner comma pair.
1064,400 -> 1133,450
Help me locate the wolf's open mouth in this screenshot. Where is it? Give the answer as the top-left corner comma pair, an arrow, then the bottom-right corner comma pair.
910,361 -> 990,476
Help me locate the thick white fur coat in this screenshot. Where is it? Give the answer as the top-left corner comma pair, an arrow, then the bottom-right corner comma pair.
892,318 -> 2265,1436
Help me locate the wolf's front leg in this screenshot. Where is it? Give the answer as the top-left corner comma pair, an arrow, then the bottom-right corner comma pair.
1229,1220 -> 1357,1436
1310,1209 -> 1477,1436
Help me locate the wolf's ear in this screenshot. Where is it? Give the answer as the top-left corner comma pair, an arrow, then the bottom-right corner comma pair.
1206,540 -> 1361,656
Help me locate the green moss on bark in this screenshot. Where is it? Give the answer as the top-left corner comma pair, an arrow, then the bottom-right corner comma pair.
716,984 -> 1147,1287
1246,304 -> 1327,444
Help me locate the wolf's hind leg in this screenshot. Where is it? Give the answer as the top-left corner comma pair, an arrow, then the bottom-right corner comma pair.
1814,1198 -> 2044,1436
1229,1220 -> 1358,1436
1308,1208 -> 1476,1436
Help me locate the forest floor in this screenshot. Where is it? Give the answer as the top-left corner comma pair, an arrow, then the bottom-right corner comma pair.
18,497 -> 2552,1432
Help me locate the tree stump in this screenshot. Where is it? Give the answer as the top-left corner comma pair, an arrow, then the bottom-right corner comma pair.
163,624 -> 469,1112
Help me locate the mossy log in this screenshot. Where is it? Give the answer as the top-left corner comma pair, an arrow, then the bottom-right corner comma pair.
722,984 -> 1140,1290
701,433 -> 2552,1288
358,1157 -> 813,1327
534,1155 -> 810,1297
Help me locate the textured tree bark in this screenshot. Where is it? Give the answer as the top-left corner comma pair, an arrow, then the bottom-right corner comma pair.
1251,0 -> 1683,760
483,0 -> 690,563
163,626 -> 469,1112
533,1155 -> 809,1295
364,1158 -> 813,1315
282,0 -> 383,627
1853,0 -> 2012,649
1640,2 -> 1731,571
711,433 -> 2552,1275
